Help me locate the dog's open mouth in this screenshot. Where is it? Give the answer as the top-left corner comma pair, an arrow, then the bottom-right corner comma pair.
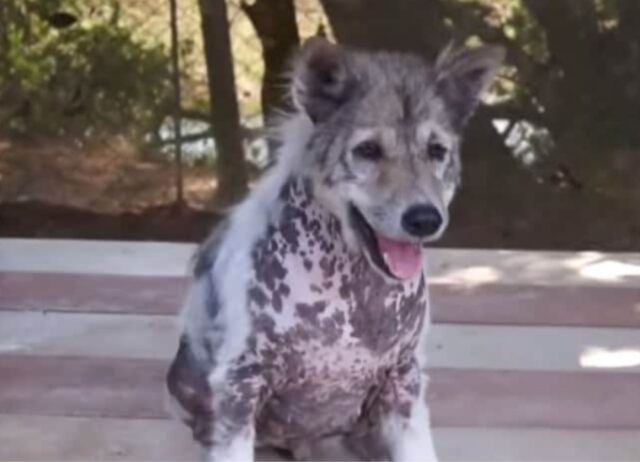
349,205 -> 423,280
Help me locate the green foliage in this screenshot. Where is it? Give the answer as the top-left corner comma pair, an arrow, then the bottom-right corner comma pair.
504,1 -> 548,62
0,0 -> 172,138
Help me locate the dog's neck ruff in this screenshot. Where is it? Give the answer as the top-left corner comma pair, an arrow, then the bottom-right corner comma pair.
271,175 -> 426,287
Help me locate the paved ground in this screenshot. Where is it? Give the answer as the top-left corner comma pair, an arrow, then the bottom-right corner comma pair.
0,238 -> 639,461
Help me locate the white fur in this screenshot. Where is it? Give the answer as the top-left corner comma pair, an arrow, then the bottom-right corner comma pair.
161,112 -> 315,456
416,285 -> 433,371
381,375 -> 439,462
382,282 -> 438,462
206,114 -> 313,386
180,277 -> 215,360
193,115 -> 315,458
166,113 -> 314,459
205,429 -> 255,462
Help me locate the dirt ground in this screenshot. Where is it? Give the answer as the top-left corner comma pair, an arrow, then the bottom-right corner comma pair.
0,135 -> 638,250
0,137 -> 219,213
0,136 -> 223,241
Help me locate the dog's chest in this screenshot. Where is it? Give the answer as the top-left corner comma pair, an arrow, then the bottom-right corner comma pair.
248,180 -> 427,356
245,180 -> 427,440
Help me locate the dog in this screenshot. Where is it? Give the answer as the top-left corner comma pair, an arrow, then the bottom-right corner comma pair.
166,38 -> 503,461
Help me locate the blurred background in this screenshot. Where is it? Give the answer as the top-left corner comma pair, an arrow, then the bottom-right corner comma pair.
0,0 -> 638,249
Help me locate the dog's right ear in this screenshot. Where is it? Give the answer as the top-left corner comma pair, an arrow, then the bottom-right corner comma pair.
434,44 -> 505,128
292,38 -> 355,123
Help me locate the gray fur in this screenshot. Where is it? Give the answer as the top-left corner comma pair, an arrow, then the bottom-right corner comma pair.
192,219 -> 230,278
166,38 -> 503,462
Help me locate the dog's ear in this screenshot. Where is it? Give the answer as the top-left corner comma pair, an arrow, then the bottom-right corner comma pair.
292,38 -> 356,123
434,44 -> 505,128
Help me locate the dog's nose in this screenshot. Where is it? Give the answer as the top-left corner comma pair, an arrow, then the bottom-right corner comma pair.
402,204 -> 443,237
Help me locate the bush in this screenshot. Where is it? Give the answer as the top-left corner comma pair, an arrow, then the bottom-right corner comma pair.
0,0 -> 172,138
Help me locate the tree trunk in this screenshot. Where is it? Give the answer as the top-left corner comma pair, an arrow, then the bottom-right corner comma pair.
242,0 -> 299,121
320,0 -> 448,59
168,0 -> 185,207
198,0 -> 248,206
242,0 -> 300,158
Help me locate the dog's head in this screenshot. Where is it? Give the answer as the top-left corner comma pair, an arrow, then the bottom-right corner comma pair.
292,39 -> 503,280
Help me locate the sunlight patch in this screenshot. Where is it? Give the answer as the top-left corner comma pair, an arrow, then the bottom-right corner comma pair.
579,260 -> 640,282
580,347 -> 640,369
430,266 -> 501,288
562,252 -> 604,270
0,342 -> 23,352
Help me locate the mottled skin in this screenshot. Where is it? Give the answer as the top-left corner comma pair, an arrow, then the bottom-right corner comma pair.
250,179 -> 426,449
168,178 -> 427,458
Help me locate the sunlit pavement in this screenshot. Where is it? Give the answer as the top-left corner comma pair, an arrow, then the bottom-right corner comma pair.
1,239 -> 639,461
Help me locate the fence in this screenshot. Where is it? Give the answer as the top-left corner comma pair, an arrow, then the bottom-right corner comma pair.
117,0 -> 328,128
126,0 -> 330,200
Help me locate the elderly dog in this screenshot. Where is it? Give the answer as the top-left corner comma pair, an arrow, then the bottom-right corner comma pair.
166,38 -> 503,461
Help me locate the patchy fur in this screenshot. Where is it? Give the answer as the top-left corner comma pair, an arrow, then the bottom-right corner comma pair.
166,38 -> 503,461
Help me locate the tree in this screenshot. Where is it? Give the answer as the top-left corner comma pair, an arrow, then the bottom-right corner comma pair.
0,0 -> 172,138
242,0 -> 300,157
242,0 -> 300,121
198,0 -> 248,205
168,0 -> 185,206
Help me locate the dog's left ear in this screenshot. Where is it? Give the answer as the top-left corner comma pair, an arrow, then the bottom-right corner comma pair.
435,44 -> 505,128
292,38 -> 356,123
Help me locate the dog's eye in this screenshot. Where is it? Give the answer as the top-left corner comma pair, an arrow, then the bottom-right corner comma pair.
427,141 -> 448,162
353,140 -> 383,162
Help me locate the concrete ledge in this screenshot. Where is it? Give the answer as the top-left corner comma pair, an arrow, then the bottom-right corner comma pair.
2,238 -> 639,286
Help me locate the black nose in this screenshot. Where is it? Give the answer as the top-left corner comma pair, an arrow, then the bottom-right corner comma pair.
402,204 -> 443,237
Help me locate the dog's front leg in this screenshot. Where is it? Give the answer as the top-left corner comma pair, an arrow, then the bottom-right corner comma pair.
379,357 -> 438,462
205,428 -> 254,462
204,363 -> 265,462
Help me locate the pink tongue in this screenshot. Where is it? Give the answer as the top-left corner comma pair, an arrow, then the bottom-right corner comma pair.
376,235 -> 423,280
